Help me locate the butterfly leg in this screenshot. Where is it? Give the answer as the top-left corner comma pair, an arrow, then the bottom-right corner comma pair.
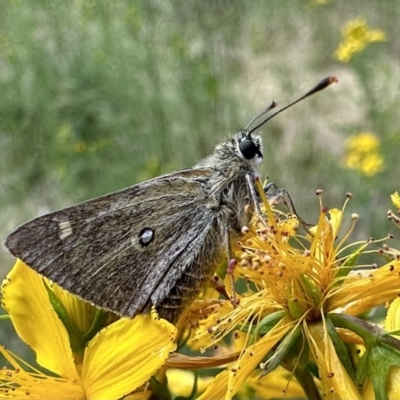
264,182 -> 312,234
245,174 -> 267,225
263,182 -> 298,214
246,174 -> 262,215
226,233 -> 239,307
222,174 -> 266,308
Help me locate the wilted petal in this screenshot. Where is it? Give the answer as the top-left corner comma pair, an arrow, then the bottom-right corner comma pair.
306,321 -> 361,400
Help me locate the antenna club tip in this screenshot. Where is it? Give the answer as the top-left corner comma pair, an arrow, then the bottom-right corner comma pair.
312,76 -> 338,94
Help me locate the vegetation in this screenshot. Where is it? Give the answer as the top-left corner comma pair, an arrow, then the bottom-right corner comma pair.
1,1 -> 400,398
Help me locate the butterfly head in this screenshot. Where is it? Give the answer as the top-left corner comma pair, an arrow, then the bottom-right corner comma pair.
235,130 -> 263,166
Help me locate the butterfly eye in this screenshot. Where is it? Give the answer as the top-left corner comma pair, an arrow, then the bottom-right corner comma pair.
239,138 -> 260,160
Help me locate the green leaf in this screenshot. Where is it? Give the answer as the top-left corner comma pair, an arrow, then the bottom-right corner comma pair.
149,376 -> 172,400
335,244 -> 364,280
237,310 -> 285,337
260,326 -> 302,377
355,347 -> 369,387
257,310 -> 287,335
82,308 -> 107,343
43,280 -> 86,355
368,343 -> 400,400
330,313 -> 400,399
385,329 -> 400,338
299,274 -> 322,306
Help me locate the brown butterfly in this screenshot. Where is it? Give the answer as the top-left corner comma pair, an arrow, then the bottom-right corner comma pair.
5,77 -> 337,323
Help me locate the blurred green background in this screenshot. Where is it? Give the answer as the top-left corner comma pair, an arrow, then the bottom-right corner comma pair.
1,0 -> 400,375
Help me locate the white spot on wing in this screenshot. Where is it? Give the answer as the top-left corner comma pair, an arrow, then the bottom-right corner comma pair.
139,228 -> 154,246
59,220 -> 73,240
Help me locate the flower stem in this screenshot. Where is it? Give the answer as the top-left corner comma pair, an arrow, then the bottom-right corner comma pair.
294,362 -> 322,400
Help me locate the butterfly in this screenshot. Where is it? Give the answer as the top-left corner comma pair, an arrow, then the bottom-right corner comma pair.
5,76 -> 337,323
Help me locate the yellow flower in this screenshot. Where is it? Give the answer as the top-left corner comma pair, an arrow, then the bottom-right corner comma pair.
195,182 -> 400,399
344,132 -> 385,176
0,260 -> 177,399
391,191 -> 400,210
334,18 -> 386,62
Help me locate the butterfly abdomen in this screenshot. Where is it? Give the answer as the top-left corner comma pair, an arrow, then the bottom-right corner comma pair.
152,215 -> 226,323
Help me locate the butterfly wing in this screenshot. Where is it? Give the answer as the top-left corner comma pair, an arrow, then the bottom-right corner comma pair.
5,168 -> 226,321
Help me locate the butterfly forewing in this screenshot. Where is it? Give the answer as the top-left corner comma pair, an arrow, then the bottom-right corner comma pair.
6,168 -> 224,320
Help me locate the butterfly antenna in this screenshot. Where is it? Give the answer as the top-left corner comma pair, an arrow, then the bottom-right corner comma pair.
249,76 -> 338,135
244,101 -> 278,132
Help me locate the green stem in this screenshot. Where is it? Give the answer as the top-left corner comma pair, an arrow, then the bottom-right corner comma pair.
330,313 -> 400,351
294,363 -> 322,400
329,313 -> 380,342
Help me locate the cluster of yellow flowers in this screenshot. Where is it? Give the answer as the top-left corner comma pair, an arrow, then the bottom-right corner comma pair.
2,178 -> 400,399
344,132 -> 385,176
334,18 -> 386,63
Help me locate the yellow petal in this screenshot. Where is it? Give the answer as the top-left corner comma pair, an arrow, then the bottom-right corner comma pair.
2,260 -> 80,382
329,208 -> 343,238
385,297 -> 400,332
198,317 -> 295,400
82,314 -> 177,400
343,293 -> 398,316
328,261 -> 400,311
388,367 -> 400,399
305,321 -> 361,400
361,378 -> 375,400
